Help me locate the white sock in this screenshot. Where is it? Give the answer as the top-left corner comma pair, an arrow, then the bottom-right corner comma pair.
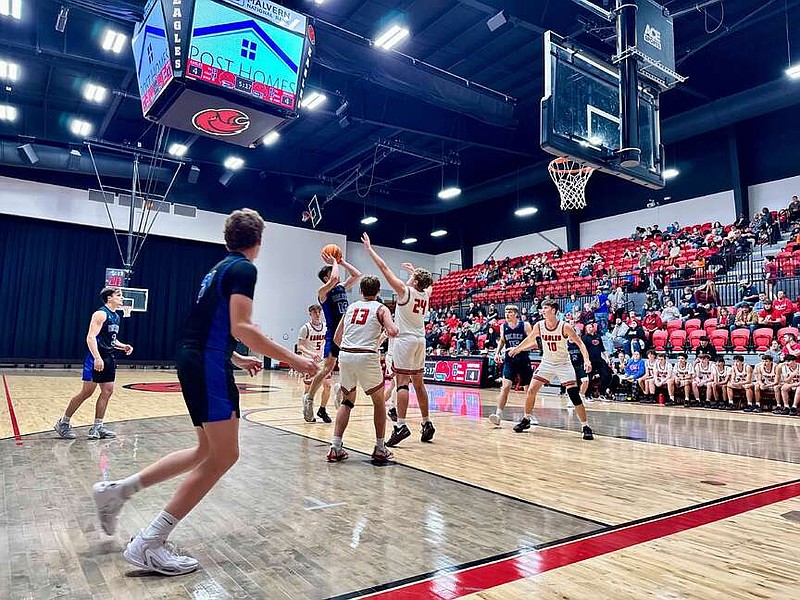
332,435 -> 343,450
397,419 -> 406,427
119,474 -> 143,499
421,417 -> 430,424
143,510 -> 179,541
93,418 -> 103,427
524,413 -> 533,420
61,415 -> 71,424
580,420 -> 589,427
376,438 -> 386,451
495,408 -> 503,417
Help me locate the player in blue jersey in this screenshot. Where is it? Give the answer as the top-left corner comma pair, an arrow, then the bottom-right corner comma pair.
488,305 -> 533,426
91,209 -> 317,576
54,287 -> 133,440
302,252 -> 362,423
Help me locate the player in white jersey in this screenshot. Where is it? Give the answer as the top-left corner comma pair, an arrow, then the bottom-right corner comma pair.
639,350 -> 658,402
361,233 -> 435,447
752,354 -> 780,413
712,358 -> 732,409
297,304 -> 334,421
692,353 -> 715,405
646,353 -> 674,404
727,355 -> 753,409
671,353 -> 693,405
328,276 -> 399,463
777,355 -> 800,415
507,300 -> 594,440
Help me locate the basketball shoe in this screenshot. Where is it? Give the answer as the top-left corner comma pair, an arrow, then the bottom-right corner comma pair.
302,394 -> 316,422
387,407 -> 398,422
582,425 -> 594,440
316,406 -> 332,423
371,446 -> 394,462
124,532 -> 199,576
53,419 -> 76,439
326,447 -> 348,462
88,424 -> 116,439
488,412 -> 502,426
513,417 -> 532,433
386,423 -> 411,447
420,421 -> 435,443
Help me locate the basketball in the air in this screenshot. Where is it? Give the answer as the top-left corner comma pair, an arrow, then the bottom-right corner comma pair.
322,244 -> 343,262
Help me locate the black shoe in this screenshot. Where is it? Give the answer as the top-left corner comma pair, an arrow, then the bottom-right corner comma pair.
388,407 -> 398,422
743,405 -> 753,412
790,407 -> 798,416
316,406 -> 332,424
386,424 -> 411,447
513,417 -> 531,433
752,406 -> 762,413
782,407 -> 791,415
421,421 -> 435,443
582,425 -> 594,440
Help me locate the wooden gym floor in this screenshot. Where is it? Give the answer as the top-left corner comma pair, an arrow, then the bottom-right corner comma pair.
1,368 -> 799,599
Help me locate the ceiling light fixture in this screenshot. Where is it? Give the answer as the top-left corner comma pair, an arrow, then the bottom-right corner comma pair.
374,24 -> 409,51
0,59 -> 19,82
69,118 -> 92,137
514,206 -> 538,217
263,130 -> 280,145
83,82 -> 108,103
662,168 -> 679,180
0,103 -> 17,121
437,186 -> 461,200
224,156 -> 244,170
168,143 -> 188,157
430,229 -> 447,238
360,216 -> 378,225
787,64 -> 800,79
0,0 -> 21,20
300,91 -> 326,110
402,237 -> 417,245
101,29 -> 127,53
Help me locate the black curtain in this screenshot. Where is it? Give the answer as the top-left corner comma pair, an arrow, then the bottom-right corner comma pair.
0,214 -> 225,361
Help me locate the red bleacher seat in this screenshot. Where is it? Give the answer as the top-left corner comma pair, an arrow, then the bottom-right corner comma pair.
652,330 -> 668,351
777,326 -> 800,340
710,329 -> 729,352
684,319 -> 701,335
730,329 -> 750,352
703,318 -> 718,336
688,329 -> 707,350
669,330 -> 687,351
753,328 -> 774,352
666,319 -> 683,334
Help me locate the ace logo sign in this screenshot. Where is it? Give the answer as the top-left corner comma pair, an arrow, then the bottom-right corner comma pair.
643,23 -> 662,51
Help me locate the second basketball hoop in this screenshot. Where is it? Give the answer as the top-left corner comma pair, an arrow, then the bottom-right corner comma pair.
548,157 -> 595,211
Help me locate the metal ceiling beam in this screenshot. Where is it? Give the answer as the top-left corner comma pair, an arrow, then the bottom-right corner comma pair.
0,38 -> 132,73
98,72 -> 135,139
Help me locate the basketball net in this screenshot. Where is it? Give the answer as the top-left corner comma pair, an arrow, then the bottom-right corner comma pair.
121,305 -> 134,318
548,157 -> 595,210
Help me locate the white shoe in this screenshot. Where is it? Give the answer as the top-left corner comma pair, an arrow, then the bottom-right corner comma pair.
302,394 -> 315,422
87,424 -> 116,439
488,413 -> 502,426
124,532 -> 199,576
53,419 -> 76,439
93,481 -> 127,535
332,383 -> 342,410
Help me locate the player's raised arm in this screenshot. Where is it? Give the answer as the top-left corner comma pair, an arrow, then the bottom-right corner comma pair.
317,254 -> 341,302
338,256 -> 363,291
362,232 -> 406,296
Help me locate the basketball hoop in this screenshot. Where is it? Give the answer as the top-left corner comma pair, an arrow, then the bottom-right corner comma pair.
548,157 -> 595,211
121,305 -> 134,319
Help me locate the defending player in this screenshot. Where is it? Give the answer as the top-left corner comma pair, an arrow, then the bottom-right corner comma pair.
488,305 -> 533,426
326,276 -> 399,462
54,287 -> 133,440
91,209 -> 317,576
361,233 -> 435,446
302,253 -> 362,422
297,304 -> 334,421
507,299 -> 594,440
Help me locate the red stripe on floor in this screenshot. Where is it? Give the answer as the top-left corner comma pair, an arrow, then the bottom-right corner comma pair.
2,375 -> 22,445
366,479 -> 800,599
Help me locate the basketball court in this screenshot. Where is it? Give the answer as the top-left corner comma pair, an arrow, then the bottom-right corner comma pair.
2,0 -> 800,598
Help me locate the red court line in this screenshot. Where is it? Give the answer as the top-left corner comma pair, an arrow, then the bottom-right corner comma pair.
366,479 -> 800,599
2,375 -> 23,445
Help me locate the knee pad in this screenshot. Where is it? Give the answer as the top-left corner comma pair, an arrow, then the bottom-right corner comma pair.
397,385 -> 410,392
567,386 -> 583,406
342,398 -> 355,409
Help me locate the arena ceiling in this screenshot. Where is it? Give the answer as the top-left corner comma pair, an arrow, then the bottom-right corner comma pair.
1,0 -> 799,254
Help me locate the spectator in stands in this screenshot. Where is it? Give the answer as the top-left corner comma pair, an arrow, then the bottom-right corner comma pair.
484,325 -> 499,351
622,349 -> 646,399
642,310 -> 663,341
666,221 -> 680,235
772,290 -> 794,323
737,279 -> 760,307
564,293 -> 581,315
733,304 -> 758,333
695,301 -> 714,326
609,317 -> 630,354
661,300 -> 680,323
553,247 -> 564,259
486,303 -> 499,322
681,289 -> 695,307
789,195 -> 800,223
764,256 -> 779,299
578,262 -> 592,277
679,299 -> 696,321
625,318 -> 647,355
594,289 -> 610,333
766,340 -> 783,363
717,306 -> 734,330
758,299 -> 786,333
754,292 -> 768,312
455,325 -> 476,355
694,280 -> 720,308
694,336 -> 718,362
608,286 -> 626,318
642,290 -> 661,313
782,332 -> 800,359
661,285 -> 676,306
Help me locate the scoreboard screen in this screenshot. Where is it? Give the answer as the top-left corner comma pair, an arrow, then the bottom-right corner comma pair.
424,358 -> 485,387
132,1 -> 174,115
187,0 -> 307,111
